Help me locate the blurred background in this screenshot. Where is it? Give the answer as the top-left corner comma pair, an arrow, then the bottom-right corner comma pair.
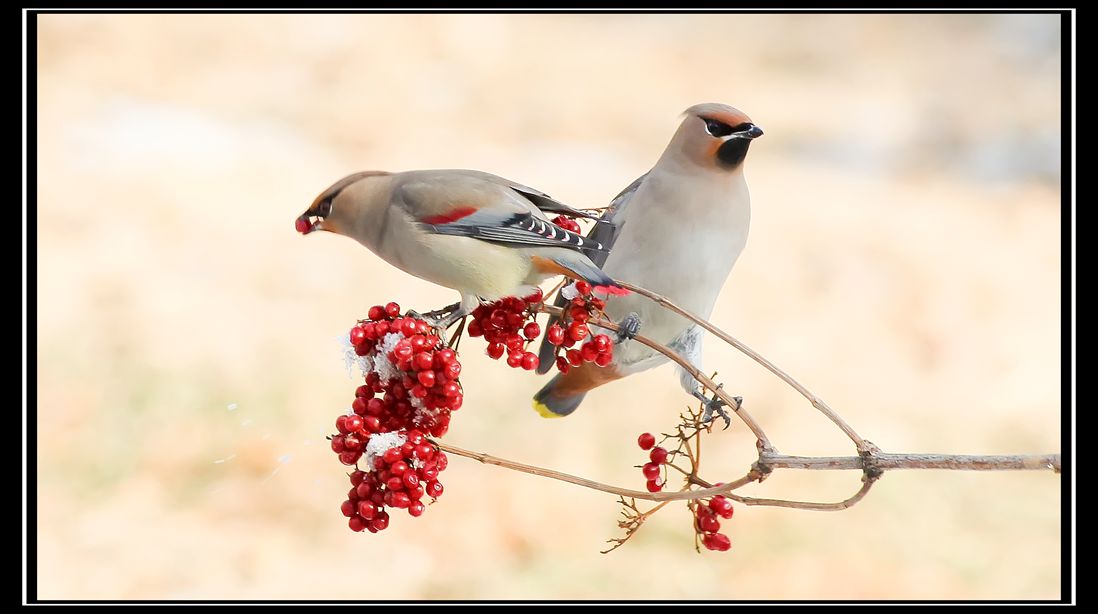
35,13 -> 1063,600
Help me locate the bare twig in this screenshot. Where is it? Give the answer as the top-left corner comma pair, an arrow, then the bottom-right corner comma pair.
759,452 -> 1062,472
613,279 -> 869,453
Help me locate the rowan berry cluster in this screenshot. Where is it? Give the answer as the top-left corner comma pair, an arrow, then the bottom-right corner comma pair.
330,303 -> 459,532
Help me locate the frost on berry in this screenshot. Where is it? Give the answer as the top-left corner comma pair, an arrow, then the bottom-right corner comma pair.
329,308 -> 460,533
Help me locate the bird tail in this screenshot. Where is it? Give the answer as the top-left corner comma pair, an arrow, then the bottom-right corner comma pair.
532,373 -> 588,418
546,253 -> 615,288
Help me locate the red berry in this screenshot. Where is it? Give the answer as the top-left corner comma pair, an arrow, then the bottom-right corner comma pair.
546,324 -> 565,345
414,352 -> 434,371
521,352 -> 539,371
642,462 -> 662,480
486,342 -> 505,359
403,472 -> 420,490
426,480 -> 444,498
523,322 -> 541,340
418,465 -> 440,481
362,415 -> 381,432
295,216 -> 312,234
371,512 -> 390,531
580,342 -> 599,362
340,500 -> 356,517
385,302 -> 401,318
349,470 -> 366,486
414,443 -> 434,460
645,478 -> 663,493
368,305 -> 385,321
523,288 -> 544,304
339,451 -> 360,465
443,361 -> 461,379
467,320 -> 483,337
697,511 -> 721,533
348,516 -> 367,532
345,415 -> 364,434
435,452 -> 448,471
330,436 -> 345,453
355,482 -> 372,499
593,334 -> 611,350
358,501 -> 377,520
555,356 -> 571,373
383,447 -> 403,465
408,501 -> 426,517
336,415 -> 350,434
649,446 -> 669,464
402,319 -> 419,336
350,326 -> 367,346
702,532 -> 732,552
343,434 -> 363,452
446,394 -> 463,410
417,370 -> 436,388
565,349 -> 583,367
637,432 -> 656,450
506,351 -> 523,368
568,322 -> 589,342
594,352 -> 613,367
574,281 -> 592,295
440,381 -> 461,397
390,491 -> 411,508
709,496 -> 735,519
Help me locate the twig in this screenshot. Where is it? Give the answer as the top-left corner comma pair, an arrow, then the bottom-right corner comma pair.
759,452 -> 1062,472
613,279 -> 869,453
537,304 -> 773,451
433,440 -> 758,502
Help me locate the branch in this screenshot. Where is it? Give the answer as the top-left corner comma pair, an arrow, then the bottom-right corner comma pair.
538,303 -> 774,452
613,280 -> 869,453
759,452 -> 1062,472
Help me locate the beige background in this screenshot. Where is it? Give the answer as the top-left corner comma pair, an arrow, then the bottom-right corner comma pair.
36,13 -> 1063,600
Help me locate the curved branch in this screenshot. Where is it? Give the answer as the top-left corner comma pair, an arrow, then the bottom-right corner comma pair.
434,440 -> 759,502
538,304 -> 773,450
613,279 -> 869,453
726,476 -> 877,511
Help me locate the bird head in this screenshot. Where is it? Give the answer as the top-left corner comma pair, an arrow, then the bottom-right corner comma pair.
670,103 -> 763,171
296,171 -> 390,236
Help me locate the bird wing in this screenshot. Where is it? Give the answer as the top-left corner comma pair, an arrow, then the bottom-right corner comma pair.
535,172 -> 648,373
394,174 -> 607,253
444,169 -> 604,222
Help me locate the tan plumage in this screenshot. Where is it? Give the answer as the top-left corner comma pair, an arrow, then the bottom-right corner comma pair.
298,169 -> 614,325
534,103 -> 763,419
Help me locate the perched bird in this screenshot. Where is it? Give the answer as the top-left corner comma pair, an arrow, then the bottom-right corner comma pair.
297,169 -> 614,327
533,103 -> 763,423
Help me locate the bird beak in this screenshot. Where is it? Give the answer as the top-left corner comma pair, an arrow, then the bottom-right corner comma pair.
296,198 -> 331,235
730,124 -> 764,140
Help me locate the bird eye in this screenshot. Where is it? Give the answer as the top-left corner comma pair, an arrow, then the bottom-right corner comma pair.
704,119 -> 733,138
318,198 -> 332,217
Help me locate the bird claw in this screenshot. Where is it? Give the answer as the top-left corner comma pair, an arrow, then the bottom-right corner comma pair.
615,312 -> 641,343
407,302 -> 464,331
693,387 -> 737,430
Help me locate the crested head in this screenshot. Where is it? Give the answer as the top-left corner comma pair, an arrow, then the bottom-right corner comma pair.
663,102 -> 764,172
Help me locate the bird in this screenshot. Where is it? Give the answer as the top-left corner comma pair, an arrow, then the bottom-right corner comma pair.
532,103 -> 763,424
297,169 -> 616,328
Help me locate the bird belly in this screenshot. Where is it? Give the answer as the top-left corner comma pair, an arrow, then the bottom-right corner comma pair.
384,230 -> 532,301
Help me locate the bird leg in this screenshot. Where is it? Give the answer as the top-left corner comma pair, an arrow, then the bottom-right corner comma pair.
692,385 -> 738,430
407,302 -> 463,330
614,312 -> 642,343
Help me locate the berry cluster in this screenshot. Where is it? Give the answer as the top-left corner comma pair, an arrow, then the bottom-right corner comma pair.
636,431 -> 669,493
467,290 -> 545,371
330,303 -> 461,532
636,431 -> 735,552
340,430 -> 449,532
695,496 -> 734,551
540,281 -> 614,374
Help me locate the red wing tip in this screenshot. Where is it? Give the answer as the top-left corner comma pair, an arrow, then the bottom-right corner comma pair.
421,206 -> 478,225
594,285 -> 630,296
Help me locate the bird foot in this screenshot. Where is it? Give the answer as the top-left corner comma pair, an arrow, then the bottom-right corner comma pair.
692,386 -> 739,430
614,312 -> 642,343
407,302 -> 464,331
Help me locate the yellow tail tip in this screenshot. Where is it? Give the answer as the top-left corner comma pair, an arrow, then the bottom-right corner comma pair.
532,399 -> 565,419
